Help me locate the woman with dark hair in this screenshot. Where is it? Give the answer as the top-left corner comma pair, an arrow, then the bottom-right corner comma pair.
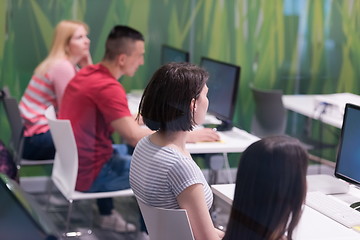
130,62 -> 224,240
223,135 -> 308,240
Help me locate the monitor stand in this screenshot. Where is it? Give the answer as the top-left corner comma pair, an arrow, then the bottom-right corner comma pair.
307,174 -> 349,194
203,120 -> 233,132
216,120 -> 233,131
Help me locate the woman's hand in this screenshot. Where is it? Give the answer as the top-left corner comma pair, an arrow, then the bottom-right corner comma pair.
186,128 -> 220,143
78,52 -> 93,68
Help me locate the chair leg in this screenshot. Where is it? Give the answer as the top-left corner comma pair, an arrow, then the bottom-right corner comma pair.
65,200 -> 74,233
63,200 -> 94,238
45,180 -> 54,211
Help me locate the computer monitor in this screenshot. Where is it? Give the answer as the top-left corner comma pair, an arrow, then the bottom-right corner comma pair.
0,174 -> 59,240
161,45 -> 189,64
335,103 -> 360,189
200,57 -> 241,131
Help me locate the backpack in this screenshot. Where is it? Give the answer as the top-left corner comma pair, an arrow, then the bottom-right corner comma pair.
0,140 -> 18,181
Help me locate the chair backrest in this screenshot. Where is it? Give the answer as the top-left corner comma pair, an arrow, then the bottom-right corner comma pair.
44,106 -> 78,197
250,84 -> 287,138
1,88 -> 24,166
136,198 -> 195,240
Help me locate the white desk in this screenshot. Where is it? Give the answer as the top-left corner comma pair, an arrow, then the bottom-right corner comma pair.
186,127 -> 259,154
283,93 -> 360,129
211,184 -> 360,240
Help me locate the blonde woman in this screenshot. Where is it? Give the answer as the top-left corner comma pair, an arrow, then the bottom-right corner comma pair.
19,20 -> 92,160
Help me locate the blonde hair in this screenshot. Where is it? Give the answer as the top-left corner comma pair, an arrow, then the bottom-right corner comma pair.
35,20 -> 89,76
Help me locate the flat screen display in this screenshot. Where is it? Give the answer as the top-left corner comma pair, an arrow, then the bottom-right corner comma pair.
161,45 -> 189,64
335,103 -> 360,185
200,57 -> 241,130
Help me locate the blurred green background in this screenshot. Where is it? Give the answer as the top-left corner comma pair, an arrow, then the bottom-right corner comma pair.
1,0 -> 359,174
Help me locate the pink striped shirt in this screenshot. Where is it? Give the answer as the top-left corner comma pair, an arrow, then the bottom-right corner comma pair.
19,59 -> 76,137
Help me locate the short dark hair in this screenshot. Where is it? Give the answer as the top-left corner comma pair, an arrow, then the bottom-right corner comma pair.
103,25 -> 144,60
223,135 -> 308,240
138,62 -> 209,131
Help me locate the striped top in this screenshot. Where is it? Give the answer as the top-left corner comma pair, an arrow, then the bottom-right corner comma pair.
19,60 -> 76,137
130,135 -> 213,209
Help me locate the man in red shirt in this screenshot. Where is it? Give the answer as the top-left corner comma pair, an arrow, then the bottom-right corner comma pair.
60,25 -> 220,233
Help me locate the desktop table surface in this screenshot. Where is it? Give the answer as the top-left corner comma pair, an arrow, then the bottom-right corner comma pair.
282,94 -> 344,129
282,93 -> 360,129
211,183 -> 360,240
185,127 -> 259,154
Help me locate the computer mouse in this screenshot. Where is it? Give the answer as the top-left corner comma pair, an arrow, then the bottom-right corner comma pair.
350,201 -> 360,211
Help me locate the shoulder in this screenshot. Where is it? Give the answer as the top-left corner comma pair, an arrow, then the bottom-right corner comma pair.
138,135 -> 151,145
169,153 -> 199,175
48,59 -> 76,75
51,59 -> 74,70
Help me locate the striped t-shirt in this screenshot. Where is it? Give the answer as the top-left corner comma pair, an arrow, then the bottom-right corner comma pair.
19,59 -> 76,137
130,135 -> 213,209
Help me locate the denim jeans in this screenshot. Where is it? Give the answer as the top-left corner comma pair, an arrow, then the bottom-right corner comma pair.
86,144 -> 131,215
22,130 -> 55,160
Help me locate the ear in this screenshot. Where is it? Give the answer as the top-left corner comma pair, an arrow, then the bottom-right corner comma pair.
190,98 -> 197,112
117,53 -> 127,66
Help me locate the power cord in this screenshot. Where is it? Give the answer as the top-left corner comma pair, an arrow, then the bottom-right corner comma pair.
314,102 -> 332,174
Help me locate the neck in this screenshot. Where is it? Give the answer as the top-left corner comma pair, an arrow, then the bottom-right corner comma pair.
100,60 -> 123,79
153,130 -> 188,153
67,55 -> 81,66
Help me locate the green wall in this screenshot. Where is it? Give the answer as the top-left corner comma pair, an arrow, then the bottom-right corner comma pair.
1,0 -> 359,163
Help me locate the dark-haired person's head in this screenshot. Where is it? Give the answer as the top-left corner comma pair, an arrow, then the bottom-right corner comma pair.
139,62 -> 209,132
224,135 -> 308,240
103,25 -> 145,76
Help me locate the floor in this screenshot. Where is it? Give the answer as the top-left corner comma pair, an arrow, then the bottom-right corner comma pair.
31,190 -> 144,240
28,163 -> 335,240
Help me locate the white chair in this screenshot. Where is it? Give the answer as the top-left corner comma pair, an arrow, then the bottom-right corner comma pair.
136,197 -> 195,240
1,87 -> 54,168
44,105 -> 134,234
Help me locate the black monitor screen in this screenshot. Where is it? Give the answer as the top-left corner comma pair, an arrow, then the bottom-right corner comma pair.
0,174 -> 59,240
335,103 -> 360,185
200,57 -> 241,131
161,45 -> 189,64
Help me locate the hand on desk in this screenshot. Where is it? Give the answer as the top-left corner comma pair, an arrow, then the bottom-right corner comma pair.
186,128 -> 220,143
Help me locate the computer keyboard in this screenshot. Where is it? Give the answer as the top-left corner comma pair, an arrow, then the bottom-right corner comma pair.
306,191 -> 360,228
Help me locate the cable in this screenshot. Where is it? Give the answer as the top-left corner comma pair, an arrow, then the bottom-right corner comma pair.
316,102 -> 331,174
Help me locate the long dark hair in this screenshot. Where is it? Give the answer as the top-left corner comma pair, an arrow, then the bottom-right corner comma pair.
223,135 -> 308,240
